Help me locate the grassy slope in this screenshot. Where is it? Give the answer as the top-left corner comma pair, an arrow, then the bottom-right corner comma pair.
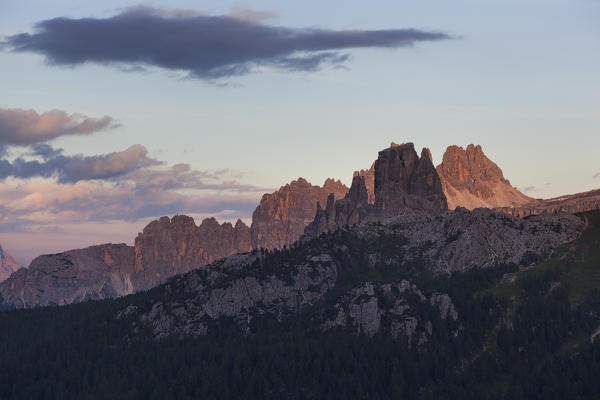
491,210 -> 600,305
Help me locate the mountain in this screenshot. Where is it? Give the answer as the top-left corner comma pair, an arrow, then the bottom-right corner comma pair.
131,206 -> 582,340
436,144 -> 533,210
375,143 -> 447,216
496,188 -> 600,217
0,244 -> 21,283
0,216 -> 252,309
250,177 -> 348,250
0,244 -> 135,309
305,174 -> 371,238
1,210 -> 597,399
133,215 -> 252,291
354,162 -> 375,204
305,142 -> 447,238
2,141 -> 598,311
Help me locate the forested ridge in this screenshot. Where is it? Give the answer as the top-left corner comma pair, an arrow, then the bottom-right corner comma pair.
1,212 -> 600,399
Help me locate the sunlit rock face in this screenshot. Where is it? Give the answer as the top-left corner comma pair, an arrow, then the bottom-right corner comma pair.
436,144 -> 532,210
133,215 -> 252,290
0,216 -> 253,309
250,177 -> 348,250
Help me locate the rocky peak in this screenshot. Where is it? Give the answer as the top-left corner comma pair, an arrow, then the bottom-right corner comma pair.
305,175 -> 371,238
0,244 -> 21,283
374,143 -> 448,218
0,243 -> 135,309
251,177 -> 348,249
437,144 -> 532,209
134,215 -> 252,290
354,163 -> 375,204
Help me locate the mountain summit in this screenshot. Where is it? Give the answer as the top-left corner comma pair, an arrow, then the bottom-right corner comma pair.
436,144 -> 532,209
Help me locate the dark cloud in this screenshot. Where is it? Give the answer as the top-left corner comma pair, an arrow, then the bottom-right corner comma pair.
0,108 -> 117,145
1,7 -> 452,80
523,186 -> 536,193
594,172 -> 600,179
0,144 -> 158,182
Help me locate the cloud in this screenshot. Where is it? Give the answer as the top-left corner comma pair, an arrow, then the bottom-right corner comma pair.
0,108 -> 117,145
1,7 -> 452,80
0,144 -> 159,182
594,172 -> 600,179
0,141 -> 270,223
523,186 -> 536,193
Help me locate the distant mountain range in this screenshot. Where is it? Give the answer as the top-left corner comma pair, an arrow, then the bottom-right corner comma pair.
0,245 -> 21,283
1,142 -> 599,309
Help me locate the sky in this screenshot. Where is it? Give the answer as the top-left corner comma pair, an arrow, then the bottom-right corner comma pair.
0,0 -> 599,264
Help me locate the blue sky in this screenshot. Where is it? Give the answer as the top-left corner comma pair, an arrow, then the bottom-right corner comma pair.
0,0 -> 599,263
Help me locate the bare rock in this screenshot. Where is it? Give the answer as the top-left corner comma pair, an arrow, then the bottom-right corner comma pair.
375,143 -> 448,217
0,244 -> 135,309
0,244 -> 21,283
250,178 -> 348,250
304,175 -> 371,237
134,215 -> 252,290
354,163 -> 375,204
497,189 -> 600,217
437,144 -> 532,210
376,207 -> 584,273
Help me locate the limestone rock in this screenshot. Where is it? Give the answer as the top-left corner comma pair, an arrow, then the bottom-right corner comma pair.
496,189 -> 600,217
437,144 -> 532,210
354,163 -> 375,204
0,244 -> 135,309
134,215 -> 252,290
250,178 -> 348,250
367,207 -> 584,273
0,244 -> 21,283
304,175 -> 371,237
374,143 -> 448,217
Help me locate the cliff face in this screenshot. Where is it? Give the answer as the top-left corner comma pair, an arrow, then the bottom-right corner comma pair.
250,178 -> 348,250
437,144 -> 532,210
0,216 -> 252,309
354,163 -> 375,204
134,215 -> 252,290
304,143 -> 448,239
0,244 -> 135,309
374,143 -> 448,218
305,175 -> 371,238
0,245 -> 21,283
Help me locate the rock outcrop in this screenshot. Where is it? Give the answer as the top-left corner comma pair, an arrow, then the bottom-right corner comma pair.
437,144 -> 532,210
304,175 -> 371,238
134,215 -> 252,290
0,244 -> 21,283
354,163 -> 375,204
0,244 -> 135,309
375,143 -> 448,218
304,142 -> 449,239
496,189 -> 600,218
0,216 -> 253,309
250,178 -> 348,250
377,207 -> 584,273
126,206 -> 582,341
